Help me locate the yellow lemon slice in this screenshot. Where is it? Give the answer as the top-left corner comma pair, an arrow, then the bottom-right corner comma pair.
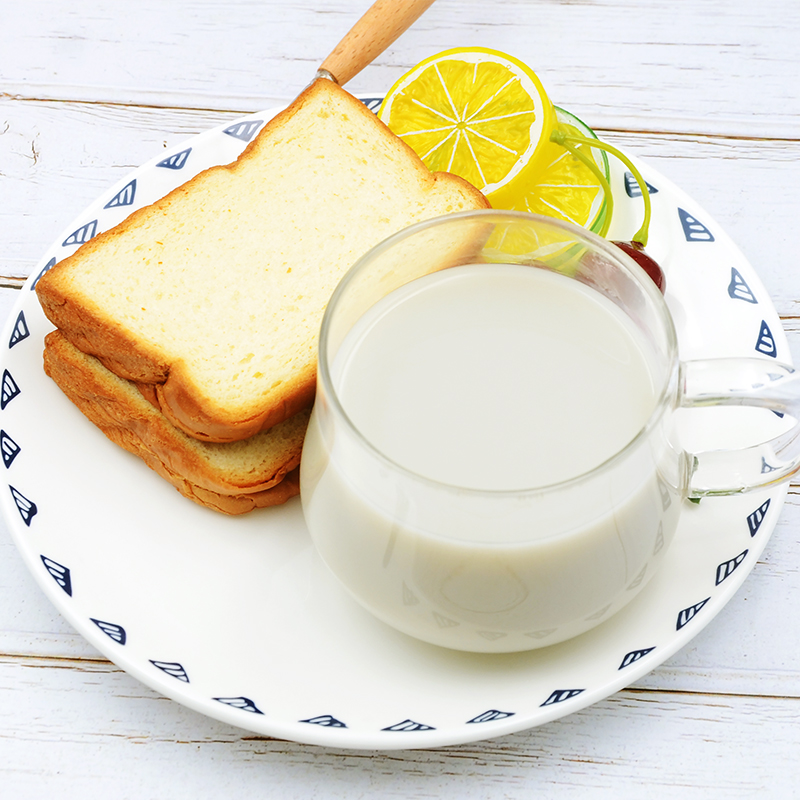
378,48 -> 556,205
478,107 -> 612,267
511,107 -> 610,234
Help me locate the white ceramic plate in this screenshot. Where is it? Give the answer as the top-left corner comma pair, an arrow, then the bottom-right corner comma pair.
0,97 -> 790,750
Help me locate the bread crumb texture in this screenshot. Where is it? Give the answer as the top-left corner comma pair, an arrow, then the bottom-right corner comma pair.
36,79 -> 489,439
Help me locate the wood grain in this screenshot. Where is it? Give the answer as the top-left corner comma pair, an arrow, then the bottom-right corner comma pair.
1,654 -> 798,796
319,0 -> 438,85
2,1 -> 799,136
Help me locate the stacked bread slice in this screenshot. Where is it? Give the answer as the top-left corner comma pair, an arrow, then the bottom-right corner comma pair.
35,79 -> 489,513
43,331 -> 307,514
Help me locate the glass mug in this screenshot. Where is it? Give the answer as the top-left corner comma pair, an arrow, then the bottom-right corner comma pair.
300,211 -> 800,653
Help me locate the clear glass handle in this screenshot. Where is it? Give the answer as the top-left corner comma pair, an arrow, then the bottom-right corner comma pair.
680,358 -> 800,497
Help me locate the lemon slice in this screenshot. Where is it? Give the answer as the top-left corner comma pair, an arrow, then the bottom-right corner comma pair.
480,111 -> 610,267
510,107 -> 610,234
378,48 -> 556,205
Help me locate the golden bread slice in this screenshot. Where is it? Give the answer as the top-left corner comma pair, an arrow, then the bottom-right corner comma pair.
42,330 -> 307,515
36,79 -> 490,442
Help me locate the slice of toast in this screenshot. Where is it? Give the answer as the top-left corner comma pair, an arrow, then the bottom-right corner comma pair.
36,79 -> 490,442
42,330 -> 307,515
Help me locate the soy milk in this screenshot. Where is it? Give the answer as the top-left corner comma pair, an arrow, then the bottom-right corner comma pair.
301,264 -> 681,652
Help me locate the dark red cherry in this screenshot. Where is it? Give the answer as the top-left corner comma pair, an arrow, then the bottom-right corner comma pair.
612,240 -> 666,294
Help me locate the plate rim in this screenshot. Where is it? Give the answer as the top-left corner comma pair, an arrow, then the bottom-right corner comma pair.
0,96 -> 789,750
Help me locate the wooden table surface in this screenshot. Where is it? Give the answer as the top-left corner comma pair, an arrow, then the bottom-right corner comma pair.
2,1 -> 799,796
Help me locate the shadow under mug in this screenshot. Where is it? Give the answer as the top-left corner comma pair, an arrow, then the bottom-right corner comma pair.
300,211 -> 800,653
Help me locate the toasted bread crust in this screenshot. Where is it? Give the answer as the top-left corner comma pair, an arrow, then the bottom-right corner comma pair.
169,467 -> 300,515
153,361 -> 317,443
42,331 -> 307,512
36,79 -> 489,442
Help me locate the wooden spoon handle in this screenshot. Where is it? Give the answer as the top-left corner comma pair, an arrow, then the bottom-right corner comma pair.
319,0 -> 437,86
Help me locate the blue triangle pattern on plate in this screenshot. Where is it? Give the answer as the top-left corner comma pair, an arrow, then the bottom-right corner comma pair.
10,485 -> 36,526
755,320 -> 777,357
104,179 -> 137,209
525,628 -> 557,640
62,220 -> 98,247
619,647 -> 656,670
728,268 -> 757,303
31,257 -> 57,291
585,603 -> 611,621
658,480 -> 672,510
477,630 -> 507,641
223,120 -> 264,142
214,696 -> 263,714
716,550 -> 748,585
0,430 -> 21,468
157,147 -> 192,170
747,498 -> 770,537
676,597 -> 710,630
360,97 -> 383,113
541,689 -> 584,706
624,171 -> 658,198
150,660 -> 189,682
402,583 -> 420,606
678,208 -> 715,242
382,719 -> 436,732
91,618 -> 127,645
467,709 -> 515,724
653,522 -> 665,555
300,714 -> 347,728
8,311 -> 30,349
761,457 -> 779,474
40,555 -> 72,596
626,565 -> 648,591
1,369 -> 20,410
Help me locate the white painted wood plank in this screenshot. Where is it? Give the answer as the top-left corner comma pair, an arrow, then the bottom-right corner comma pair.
1,654 -> 798,797
0,286 -> 20,323
3,0 -> 799,138
3,100 -> 800,315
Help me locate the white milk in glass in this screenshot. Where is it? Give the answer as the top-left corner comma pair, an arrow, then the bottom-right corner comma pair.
301,264 -> 681,652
